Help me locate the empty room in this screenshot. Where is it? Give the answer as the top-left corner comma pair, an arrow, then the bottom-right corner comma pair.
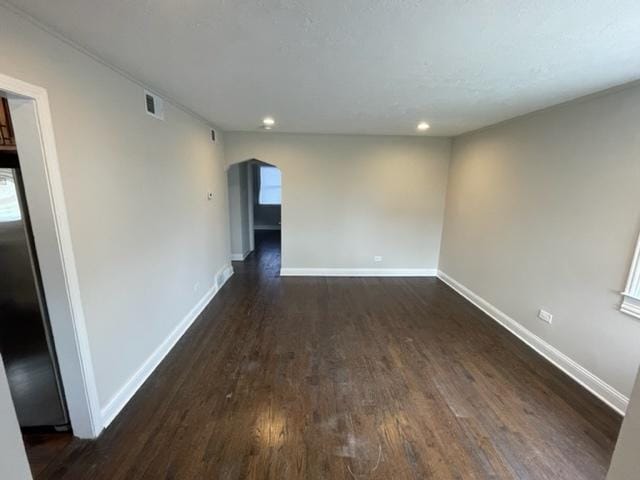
1,1 -> 640,479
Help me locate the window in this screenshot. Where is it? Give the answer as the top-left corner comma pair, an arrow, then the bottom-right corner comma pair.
0,169 -> 22,222
258,166 -> 281,205
622,233 -> 640,319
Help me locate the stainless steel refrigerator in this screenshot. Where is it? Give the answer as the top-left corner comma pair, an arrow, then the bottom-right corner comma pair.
0,150 -> 69,428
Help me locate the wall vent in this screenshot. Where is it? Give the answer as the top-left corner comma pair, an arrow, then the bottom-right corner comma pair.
144,90 -> 164,120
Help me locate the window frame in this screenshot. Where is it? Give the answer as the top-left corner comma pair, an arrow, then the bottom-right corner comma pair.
621,233 -> 640,319
258,165 -> 281,206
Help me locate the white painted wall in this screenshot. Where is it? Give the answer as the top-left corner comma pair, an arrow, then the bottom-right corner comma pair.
0,4 -> 230,419
2,0 -> 638,449
247,163 -> 255,251
0,357 -> 32,480
440,83 -> 640,401
607,367 -> 640,479
227,162 -> 251,258
225,132 -> 451,273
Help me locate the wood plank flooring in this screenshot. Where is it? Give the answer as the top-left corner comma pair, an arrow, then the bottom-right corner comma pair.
31,231 -> 621,479
23,431 -> 73,478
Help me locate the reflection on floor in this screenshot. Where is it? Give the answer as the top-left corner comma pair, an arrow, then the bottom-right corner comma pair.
23,430 -> 73,478
28,228 -> 622,479
233,229 -> 281,277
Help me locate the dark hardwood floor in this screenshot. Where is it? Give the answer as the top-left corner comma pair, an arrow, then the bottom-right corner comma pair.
23,430 -> 73,478
30,230 -> 621,479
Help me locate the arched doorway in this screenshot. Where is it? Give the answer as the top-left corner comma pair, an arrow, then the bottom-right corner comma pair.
226,159 -> 282,275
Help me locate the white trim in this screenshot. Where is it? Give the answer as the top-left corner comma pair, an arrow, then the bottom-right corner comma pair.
231,250 -> 252,261
621,294 -> 640,320
100,263 -> 233,428
280,268 -> 437,277
437,270 -> 629,415
1,73 -> 102,438
621,232 -> 640,319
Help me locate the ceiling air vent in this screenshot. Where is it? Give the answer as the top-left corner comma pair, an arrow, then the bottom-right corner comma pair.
144,89 -> 164,120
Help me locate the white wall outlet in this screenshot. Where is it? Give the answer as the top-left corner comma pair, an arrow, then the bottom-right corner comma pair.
374,256 -> 383,263
538,309 -> 553,324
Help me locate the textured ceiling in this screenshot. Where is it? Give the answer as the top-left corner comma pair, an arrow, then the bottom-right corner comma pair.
7,0 -> 640,136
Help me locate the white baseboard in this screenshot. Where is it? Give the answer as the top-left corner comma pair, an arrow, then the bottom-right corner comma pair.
218,264 -> 234,287
231,250 -> 252,261
437,270 -> 629,415
280,268 -> 437,277
100,263 -> 234,429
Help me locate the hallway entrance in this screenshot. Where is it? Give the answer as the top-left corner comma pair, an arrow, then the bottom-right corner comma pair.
232,230 -> 281,278
227,160 -> 282,268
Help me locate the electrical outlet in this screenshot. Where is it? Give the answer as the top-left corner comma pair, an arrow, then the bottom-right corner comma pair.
538,309 -> 553,324
374,256 -> 383,263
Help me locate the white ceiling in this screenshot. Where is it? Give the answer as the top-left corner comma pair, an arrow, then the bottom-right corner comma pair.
8,0 -> 640,136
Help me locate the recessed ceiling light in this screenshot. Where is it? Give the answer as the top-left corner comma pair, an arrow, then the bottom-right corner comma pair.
417,122 -> 430,131
263,117 -> 275,126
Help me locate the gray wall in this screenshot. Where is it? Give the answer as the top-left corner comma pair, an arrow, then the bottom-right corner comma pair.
440,83 -> 640,399
607,367 -> 640,479
225,132 -> 451,271
0,357 -> 32,480
3,3 -> 640,463
0,4 -> 231,412
227,162 -> 251,256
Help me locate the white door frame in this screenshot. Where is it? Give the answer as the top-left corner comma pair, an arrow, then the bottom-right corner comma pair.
1,73 -> 101,438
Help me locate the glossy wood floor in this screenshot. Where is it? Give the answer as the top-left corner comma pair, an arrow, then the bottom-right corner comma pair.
23,431 -> 73,478
31,231 -> 621,479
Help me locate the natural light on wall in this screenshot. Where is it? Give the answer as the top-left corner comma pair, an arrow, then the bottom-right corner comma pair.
259,166 -> 281,205
622,232 -> 640,319
0,169 -> 22,222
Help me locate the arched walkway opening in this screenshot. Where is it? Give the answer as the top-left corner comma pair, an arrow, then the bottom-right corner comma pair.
226,159 -> 282,276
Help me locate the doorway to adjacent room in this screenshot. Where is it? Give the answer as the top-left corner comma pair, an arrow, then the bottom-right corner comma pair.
227,159 -> 282,275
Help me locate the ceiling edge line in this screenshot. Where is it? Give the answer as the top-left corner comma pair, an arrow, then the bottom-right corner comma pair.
0,0 -> 221,132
